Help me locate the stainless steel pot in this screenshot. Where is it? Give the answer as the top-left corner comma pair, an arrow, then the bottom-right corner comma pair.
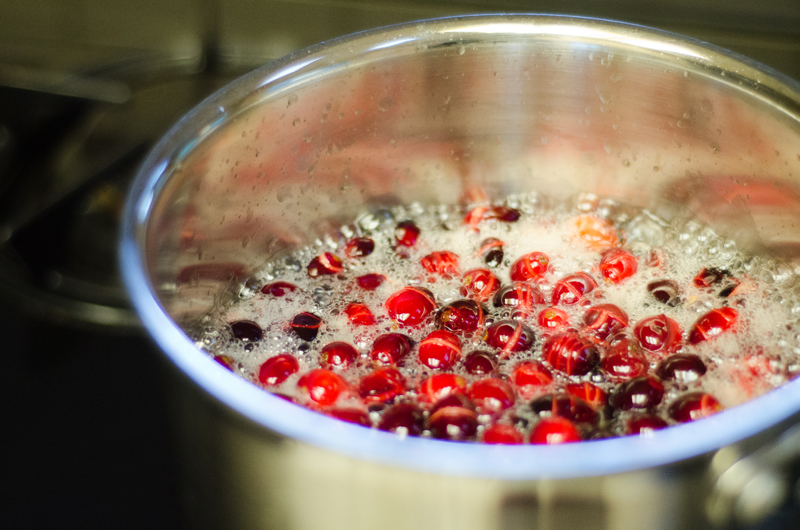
120,15 -> 800,530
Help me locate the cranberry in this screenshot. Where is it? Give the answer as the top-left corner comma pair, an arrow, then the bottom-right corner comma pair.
566,382 -> 608,408
230,320 -> 262,342
464,206 -> 521,228
599,248 -> 638,284
327,407 -> 371,426
461,269 -> 501,302
537,307 -> 570,330
258,354 -> 299,386
356,273 -> 385,290
627,415 -> 668,435
601,336 -> 649,380
582,304 -> 629,343
509,252 -> 550,282
379,403 -> 424,435
214,355 -> 236,371
421,251 -> 460,277
530,417 -> 582,444
468,378 -> 516,413
261,281 -> 298,297
418,330 -> 462,370
290,312 -> 322,341
320,342 -> 357,370
345,237 -> 375,258
370,333 -> 413,366
542,332 -> 599,375
688,307 -> 738,344
493,283 -> 546,315
573,214 -> 619,250
385,286 -> 436,327
430,393 -> 476,414
669,392 -> 723,423
530,393 -> 598,425
647,279 -> 681,307
551,273 -> 598,305
395,220 -> 420,247
633,314 -> 682,356
344,302 -> 376,326
611,376 -> 664,411
484,320 -> 536,356
693,267 -> 729,288
359,368 -> 406,403
483,424 -> 523,444
418,373 -> 467,403
297,369 -> 349,407
307,252 -> 344,277
464,351 -> 497,375
428,406 -> 478,441
436,299 -> 484,333
657,354 -> 707,382
478,238 -> 505,268
513,361 -> 553,397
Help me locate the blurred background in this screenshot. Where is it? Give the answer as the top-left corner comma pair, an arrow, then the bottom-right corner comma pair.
1,1 -> 798,528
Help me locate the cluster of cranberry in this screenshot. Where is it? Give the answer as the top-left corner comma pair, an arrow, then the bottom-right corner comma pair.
219,205 -> 745,445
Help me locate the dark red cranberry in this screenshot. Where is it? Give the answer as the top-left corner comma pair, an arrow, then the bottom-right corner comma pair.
379,403 -> 425,436
468,378 -> 516,413
428,407 -> 478,441
419,330 -> 462,370
566,382 -> 608,408
230,320 -> 263,342
611,376 -> 664,411
542,332 -> 599,375
385,287 -> 437,327
582,304 -> 629,343
601,336 -> 648,381
421,251 -> 460,277
214,355 -> 236,371
436,299 -> 485,333
320,342 -> 358,370
529,393 -> 598,425
344,302 -> 376,326
327,407 -> 371,426
493,283 -> 546,314
509,252 -> 550,282
693,267 -> 729,288
537,307 -> 570,330
483,424 -> 524,444
530,417 -> 582,444
478,238 -> 505,268
370,333 -> 413,366
356,273 -> 385,290
464,351 -> 497,375
345,237 -> 375,258
647,279 -> 681,307
484,320 -> 535,356
430,393 -> 476,414
290,312 -> 322,341
395,220 -> 420,247
633,314 -> 682,356
261,281 -> 298,297
669,392 -> 723,423
461,269 -> 501,302
513,361 -> 553,397
627,415 -> 668,435
688,307 -> 738,344
551,272 -> 598,305
599,248 -> 638,284
307,252 -> 344,277
418,373 -> 467,403
359,368 -> 406,403
297,369 -> 349,407
657,354 -> 707,382
258,354 -> 299,386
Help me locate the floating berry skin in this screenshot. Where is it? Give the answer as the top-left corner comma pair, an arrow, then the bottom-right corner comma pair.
468,378 -> 516,413
627,415 -> 668,435
290,312 -> 322,341
261,281 -> 298,297
530,393 -> 598,425
344,302 -> 376,326
582,304 -> 629,343
573,215 -> 619,250
436,299 -> 484,333
379,403 -> 424,435
693,267 -> 729,288
464,206 -> 521,229
461,269 -> 501,302
538,307 -> 570,330
484,320 -> 536,356
530,417 -> 582,445
464,351 -> 497,375
601,336 -> 649,381
689,307 -> 738,344
669,392 -> 723,423
542,332 -> 599,376
231,320 -> 263,342
297,369 -> 349,407
258,354 -> 299,386
385,287 -> 436,327
428,406 -> 478,441
566,382 -> 608,408
493,282 -> 546,314
395,220 -> 420,247
483,424 -> 523,444
307,252 -> 344,277
327,408 -> 371,426
509,252 -> 550,282
551,273 -> 598,305
370,333 -> 412,366
356,273 -> 385,290
599,248 -> 638,284
657,354 -> 707,382
418,373 -> 467,403
345,237 -> 375,258
214,355 -> 236,371
320,342 -> 358,370
647,279 -> 681,307
359,368 -> 406,403
478,238 -> 505,268
421,251 -> 460,277
418,330 -> 462,370
634,314 -> 682,356
611,376 -> 664,411
513,361 -> 553,397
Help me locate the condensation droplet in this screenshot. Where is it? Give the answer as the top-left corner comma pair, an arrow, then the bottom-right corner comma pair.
293,118 -> 300,126
287,94 -> 298,107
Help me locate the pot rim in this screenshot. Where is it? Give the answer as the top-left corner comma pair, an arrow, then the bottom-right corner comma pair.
120,14 -> 800,480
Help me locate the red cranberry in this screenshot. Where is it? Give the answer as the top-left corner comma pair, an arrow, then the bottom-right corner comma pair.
542,332 -> 599,376
599,248 -> 638,284
551,273 -> 598,305
418,373 -> 467,403
509,252 -> 550,282
582,304 -> 629,343
484,320 -> 536,356
464,206 -> 521,228
344,302 -> 376,326
290,312 -> 322,341
611,376 -> 664,411
261,281 -> 298,297
395,220 -> 420,247
566,382 -> 608,408
258,354 -> 299,386
430,393 -> 475,414
327,407 -> 371,426
657,354 -> 707,382
627,415 -> 668,435
461,269 -> 501,302
436,299 -> 484,333
693,267 -> 729,288
428,407 -> 478,441
468,378 -> 516,413
297,369 -> 349,407
647,279 -> 681,307
421,251 -> 460,277
530,417 -> 582,444
345,237 -> 375,258
573,214 -> 619,251
530,393 -> 598,424
370,333 -> 412,366
688,307 -> 738,344
385,287 -> 436,327
538,307 -> 570,330
419,330 -> 462,370
379,403 -> 424,436
669,392 -> 723,423
464,351 -> 497,375
356,273 -> 385,290
230,320 -> 263,342
214,355 -> 236,371
307,252 -> 344,277
478,238 -> 505,268
633,314 -> 682,356
320,341 -> 358,370
601,336 -> 649,381
513,361 -> 553,397
493,283 -> 546,314
483,424 -> 523,444
359,368 -> 406,403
